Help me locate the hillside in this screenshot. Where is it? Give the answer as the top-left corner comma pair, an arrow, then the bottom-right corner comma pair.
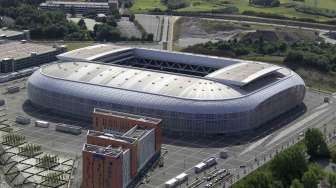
131,0 -> 336,21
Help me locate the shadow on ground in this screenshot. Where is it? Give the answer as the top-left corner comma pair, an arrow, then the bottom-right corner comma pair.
22,99 -> 307,149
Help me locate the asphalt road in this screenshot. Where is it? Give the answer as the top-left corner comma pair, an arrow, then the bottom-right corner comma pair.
135,14 -> 164,42
139,90 -> 336,188
1,78 -> 335,188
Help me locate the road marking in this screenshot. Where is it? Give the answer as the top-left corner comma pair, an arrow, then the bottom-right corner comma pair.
315,102 -> 329,110
266,107 -> 329,146
239,135 -> 270,156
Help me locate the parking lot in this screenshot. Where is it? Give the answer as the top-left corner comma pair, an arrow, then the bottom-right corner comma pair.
0,77 -> 332,188
140,91 -> 332,188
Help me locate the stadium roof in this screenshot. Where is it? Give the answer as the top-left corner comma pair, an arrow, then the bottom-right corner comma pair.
0,41 -> 57,61
57,44 -> 131,61
40,61 -> 291,100
205,62 -> 283,86
56,44 -> 241,68
41,62 -> 246,100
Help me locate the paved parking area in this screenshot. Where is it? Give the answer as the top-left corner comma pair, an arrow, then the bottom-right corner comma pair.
117,17 -> 142,39
0,77 -> 330,188
140,90 -> 329,188
0,78 -> 87,187
135,14 -> 163,41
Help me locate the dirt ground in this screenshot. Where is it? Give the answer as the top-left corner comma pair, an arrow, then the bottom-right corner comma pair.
174,17 -> 319,49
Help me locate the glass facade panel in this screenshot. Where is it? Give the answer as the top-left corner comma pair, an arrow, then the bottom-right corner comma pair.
27,72 -> 305,135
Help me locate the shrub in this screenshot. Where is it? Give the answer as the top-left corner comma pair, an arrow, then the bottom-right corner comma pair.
249,0 -> 280,7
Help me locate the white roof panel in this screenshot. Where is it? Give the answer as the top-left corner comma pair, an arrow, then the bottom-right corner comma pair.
41,62 -> 246,100
206,62 -> 283,86
57,44 -> 131,61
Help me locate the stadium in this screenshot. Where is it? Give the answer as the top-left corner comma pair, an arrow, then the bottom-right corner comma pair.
27,44 -> 305,135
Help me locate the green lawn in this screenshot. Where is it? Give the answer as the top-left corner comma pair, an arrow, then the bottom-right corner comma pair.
130,0 -> 167,13
242,55 -> 285,64
131,0 -> 336,21
64,41 -> 95,51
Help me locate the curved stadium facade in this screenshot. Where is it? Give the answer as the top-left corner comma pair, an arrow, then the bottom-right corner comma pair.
27,44 -> 305,134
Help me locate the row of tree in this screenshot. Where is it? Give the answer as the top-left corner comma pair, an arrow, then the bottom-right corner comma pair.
183,38 -> 336,72
284,42 -> 336,72
0,1 -> 153,42
233,128 -> 335,188
249,0 -> 280,7
0,3 -> 90,40
183,38 -> 288,59
0,0 -> 45,7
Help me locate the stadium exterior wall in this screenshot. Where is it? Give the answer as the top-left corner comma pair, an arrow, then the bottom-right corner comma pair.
27,68 -> 305,135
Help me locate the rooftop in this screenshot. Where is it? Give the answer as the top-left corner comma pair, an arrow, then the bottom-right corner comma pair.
206,62 -> 284,86
87,128 -> 151,144
83,143 -> 124,157
57,44 -> 238,68
0,28 -> 23,38
41,1 -> 109,7
41,62 -> 247,100
0,41 -> 57,61
57,44 -> 131,61
123,126 -> 148,139
94,108 -> 162,124
41,61 -> 291,100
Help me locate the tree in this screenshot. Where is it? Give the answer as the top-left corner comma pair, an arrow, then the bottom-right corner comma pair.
290,179 -> 303,188
257,36 -> 265,54
146,33 -> 154,41
241,171 -> 273,188
279,42 -> 287,52
93,24 -> 121,41
106,16 -> 117,27
330,147 -> 336,163
271,180 -> 284,188
305,128 -> 330,159
129,13 -> 135,22
111,9 -> 121,19
78,18 -> 87,30
301,169 -> 318,188
328,172 -> 336,188
301,164 -> 324,188
270,144 -> 308,187
0,3 -> 90,40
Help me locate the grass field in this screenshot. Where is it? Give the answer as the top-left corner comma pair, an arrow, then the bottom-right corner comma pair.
64,41 -> 95,51
131,0 -> 167,12
131,0 -> 336,21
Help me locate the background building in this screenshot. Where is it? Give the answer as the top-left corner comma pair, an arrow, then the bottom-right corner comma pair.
0,41 -> 66,73
27,45 -> 305,135
83,109 -> 161,188
0,28 -> 29,40
40,0 -> 119,14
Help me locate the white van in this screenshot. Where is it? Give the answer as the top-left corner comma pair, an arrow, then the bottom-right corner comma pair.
35,120 -> 50,128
